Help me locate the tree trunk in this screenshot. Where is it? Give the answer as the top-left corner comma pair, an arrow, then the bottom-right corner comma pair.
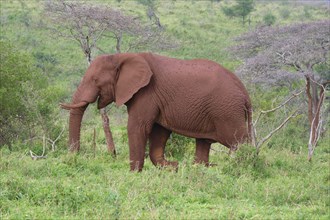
100,108 -> 116,155
85,36 -> 92,65
305,74 -> 327,161
116,33 -> 122,54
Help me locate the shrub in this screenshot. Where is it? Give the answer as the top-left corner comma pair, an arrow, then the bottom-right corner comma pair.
222,145 -> 271,179
280,8 -> 290,19
0,40 -> 64,149
263,12 -> 276,26
165,134 -> 194,160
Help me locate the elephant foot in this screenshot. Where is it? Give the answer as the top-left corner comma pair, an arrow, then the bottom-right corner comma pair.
153,159 -> 178,171
193,160 -> 216,167
130,160 -> 145,172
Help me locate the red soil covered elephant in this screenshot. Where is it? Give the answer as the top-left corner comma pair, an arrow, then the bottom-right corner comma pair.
61,53 -> 252,171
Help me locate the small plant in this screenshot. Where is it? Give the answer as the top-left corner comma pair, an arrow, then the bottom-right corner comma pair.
165,134 -> 194,160
303,6 -> 312,19
222,145 -> 270,179
263,12 -> 276,26
280,8 -> 290,19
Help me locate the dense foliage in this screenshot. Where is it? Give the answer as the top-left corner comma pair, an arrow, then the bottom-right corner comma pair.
0,41 -> 49,146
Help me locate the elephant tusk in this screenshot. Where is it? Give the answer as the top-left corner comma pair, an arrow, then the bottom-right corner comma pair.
60,101 -> 88,110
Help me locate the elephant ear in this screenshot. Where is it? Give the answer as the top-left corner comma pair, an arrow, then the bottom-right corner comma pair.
115,55 -> 153,106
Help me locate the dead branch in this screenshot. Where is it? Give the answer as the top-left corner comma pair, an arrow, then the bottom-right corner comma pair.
253,90 -> 303,126
255,108 -> 300,154
252,88 -> 304,154
308,76 -> 329,88
30,135 -> 47,160
30,150 -> 47,160
27,126 -> 65,160
50,126 -> 65,151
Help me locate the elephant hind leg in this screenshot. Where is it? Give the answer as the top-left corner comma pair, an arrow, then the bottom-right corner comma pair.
194,139 -> 212,166
149,124 -> 178,169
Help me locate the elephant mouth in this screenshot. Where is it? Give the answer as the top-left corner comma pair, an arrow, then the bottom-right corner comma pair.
97,94 -> 112,109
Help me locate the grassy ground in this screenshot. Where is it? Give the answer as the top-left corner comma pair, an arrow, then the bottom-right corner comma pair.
1,136 -> 329,219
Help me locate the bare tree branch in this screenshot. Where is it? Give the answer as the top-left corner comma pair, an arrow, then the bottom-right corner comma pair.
253,90 -> 304,126
44,0 -> 179,54
252,89 -> 303,154
255,108 -> 300,154
30,135 -> 47,160
26,125 -> 65,159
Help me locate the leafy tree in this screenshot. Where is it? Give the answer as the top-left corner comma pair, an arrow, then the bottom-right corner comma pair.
222,0 -> 255,26
231,20 -> 329,88
44,0 -> 177,62
230,20 -> 330,160
136,0 -> 163,29
0,40 -> 50,147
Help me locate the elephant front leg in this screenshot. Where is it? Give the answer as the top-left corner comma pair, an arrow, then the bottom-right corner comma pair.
194,139 -> 212,166
149,124 -> 178,169
127,119 -> 150,172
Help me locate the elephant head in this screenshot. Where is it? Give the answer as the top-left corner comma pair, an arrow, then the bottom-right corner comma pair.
61,53 -> 153,151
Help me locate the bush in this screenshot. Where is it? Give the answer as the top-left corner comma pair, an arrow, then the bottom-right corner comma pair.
0,40 -> 64,148
165,133 -> 194,160
263,12 -> 276,26
222,145 -> 271,179
280,8 -> 290,19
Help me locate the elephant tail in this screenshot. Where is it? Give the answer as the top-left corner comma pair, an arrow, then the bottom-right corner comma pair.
245,101 -> 255,146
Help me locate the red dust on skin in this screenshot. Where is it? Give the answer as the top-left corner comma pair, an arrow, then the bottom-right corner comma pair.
61,53 -> 252,171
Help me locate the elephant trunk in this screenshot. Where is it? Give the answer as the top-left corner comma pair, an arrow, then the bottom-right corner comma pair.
68,107 -> 87,151
61,88 -> 89,152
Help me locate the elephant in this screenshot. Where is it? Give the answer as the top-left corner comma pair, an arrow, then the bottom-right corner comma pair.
61,52 -> 253,171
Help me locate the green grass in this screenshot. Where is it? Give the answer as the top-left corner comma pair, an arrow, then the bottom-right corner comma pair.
1,141 -> 329,219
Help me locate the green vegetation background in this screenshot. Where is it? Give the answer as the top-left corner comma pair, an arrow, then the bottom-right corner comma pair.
0,0 -> 329,219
